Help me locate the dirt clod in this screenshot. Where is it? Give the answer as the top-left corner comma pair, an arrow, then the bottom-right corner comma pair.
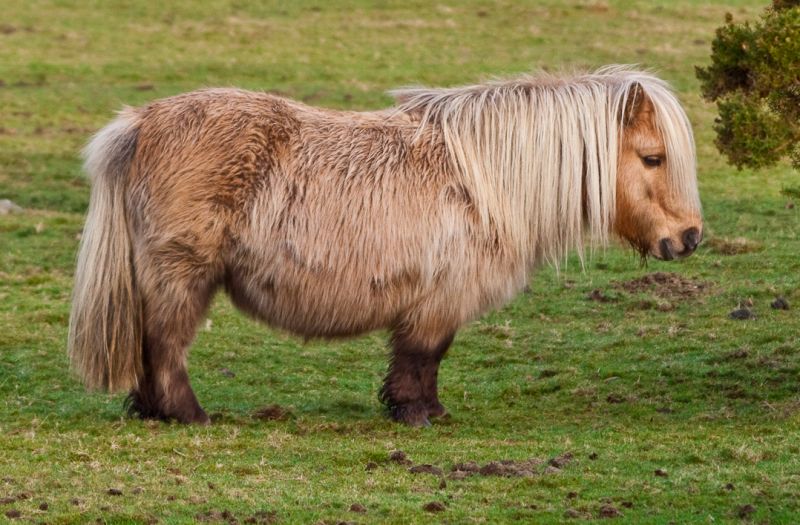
389,450 -> 411,465
549,452 -> 574,469
621,501 -> 633,508
654,469 -> 668,477
737,504 -> 755,518
616,272 -> 709,300
196,510 -> 237,524
771,297 -> 790,310
606,393 -> 625,404
587,289 -> 614,302
729,308 -> 755,320
724,483 -> 735,491
365,461 -> 378,471
253,405 -> 289,421
0,498 -> 14,505
423,501 -> 446,513
4,510 -> 20,519
599,504 -> 621,518
69,498 -> 81,506
567,491 -> 578,499
564,508 -> 581,518
409,464 -> 443,476
451,461 -> 480,473
107,488 -> 123,496
38,502 -> 48,511
349,503 -> 366,513
479,459 -> 542,477
588,452 -> 598,460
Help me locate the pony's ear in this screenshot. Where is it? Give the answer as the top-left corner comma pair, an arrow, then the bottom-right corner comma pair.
620,82 -> 650,127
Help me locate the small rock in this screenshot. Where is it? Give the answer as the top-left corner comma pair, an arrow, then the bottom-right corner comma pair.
349,503 -> 366,513
771,297 -> 790,310
544,466 -> 561,474
729,308 -> 755,320
422,501 -> 445,513
0,199 -> 23,215
654,469 -> 668,478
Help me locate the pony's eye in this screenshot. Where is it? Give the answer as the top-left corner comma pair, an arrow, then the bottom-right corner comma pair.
642,155 -> 662,168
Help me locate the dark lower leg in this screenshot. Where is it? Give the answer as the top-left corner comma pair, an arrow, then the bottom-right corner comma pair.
127,276 -> 214,424
380,332 -> 454,426
128,350 -> 209,424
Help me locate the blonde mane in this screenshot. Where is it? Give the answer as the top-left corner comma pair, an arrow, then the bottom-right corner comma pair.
392,66 -> 698,267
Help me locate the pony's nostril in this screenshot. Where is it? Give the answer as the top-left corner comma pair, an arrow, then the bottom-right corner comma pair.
659,238 -> 675,261
682,227 -> 700,252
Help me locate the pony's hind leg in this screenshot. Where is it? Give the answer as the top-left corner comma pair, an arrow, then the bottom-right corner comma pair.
380,331 -> 455,426
128,250 -> 218,424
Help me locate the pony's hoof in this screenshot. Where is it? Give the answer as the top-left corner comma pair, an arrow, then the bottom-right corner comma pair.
390,402 -> 430,427
427,402 -> 448,419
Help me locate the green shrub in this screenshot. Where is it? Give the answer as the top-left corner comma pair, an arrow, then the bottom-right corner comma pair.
696,1 -> 799,169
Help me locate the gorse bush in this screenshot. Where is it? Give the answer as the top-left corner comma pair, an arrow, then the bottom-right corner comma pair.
696,0 -> 800,170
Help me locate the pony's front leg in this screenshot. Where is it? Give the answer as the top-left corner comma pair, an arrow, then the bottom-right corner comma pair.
380,332 -> 454,426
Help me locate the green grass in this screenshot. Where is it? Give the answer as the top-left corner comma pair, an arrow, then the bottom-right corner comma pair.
1,1 -> 799,523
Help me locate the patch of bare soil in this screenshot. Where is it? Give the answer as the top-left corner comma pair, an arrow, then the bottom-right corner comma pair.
409,464 -> 443,476
707,236 -> 763,255
615,272 -> 710,300
252,405 -> 290,421
450,453 -> 572,478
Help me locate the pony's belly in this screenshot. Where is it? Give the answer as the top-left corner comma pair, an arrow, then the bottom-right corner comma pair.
224,264 -> 409,339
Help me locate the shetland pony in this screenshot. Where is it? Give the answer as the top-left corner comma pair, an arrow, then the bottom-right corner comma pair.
68,66 -> 702,426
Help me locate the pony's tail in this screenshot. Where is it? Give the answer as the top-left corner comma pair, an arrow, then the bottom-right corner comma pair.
68,109 -> 143,393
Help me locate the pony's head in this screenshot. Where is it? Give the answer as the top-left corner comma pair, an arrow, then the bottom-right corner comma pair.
613,77 -> 703,261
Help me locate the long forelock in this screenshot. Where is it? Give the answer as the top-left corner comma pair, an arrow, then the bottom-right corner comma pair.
391,66 -> 699,267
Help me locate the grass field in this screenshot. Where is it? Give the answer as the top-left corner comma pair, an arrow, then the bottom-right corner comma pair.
1,1 -> 799,523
